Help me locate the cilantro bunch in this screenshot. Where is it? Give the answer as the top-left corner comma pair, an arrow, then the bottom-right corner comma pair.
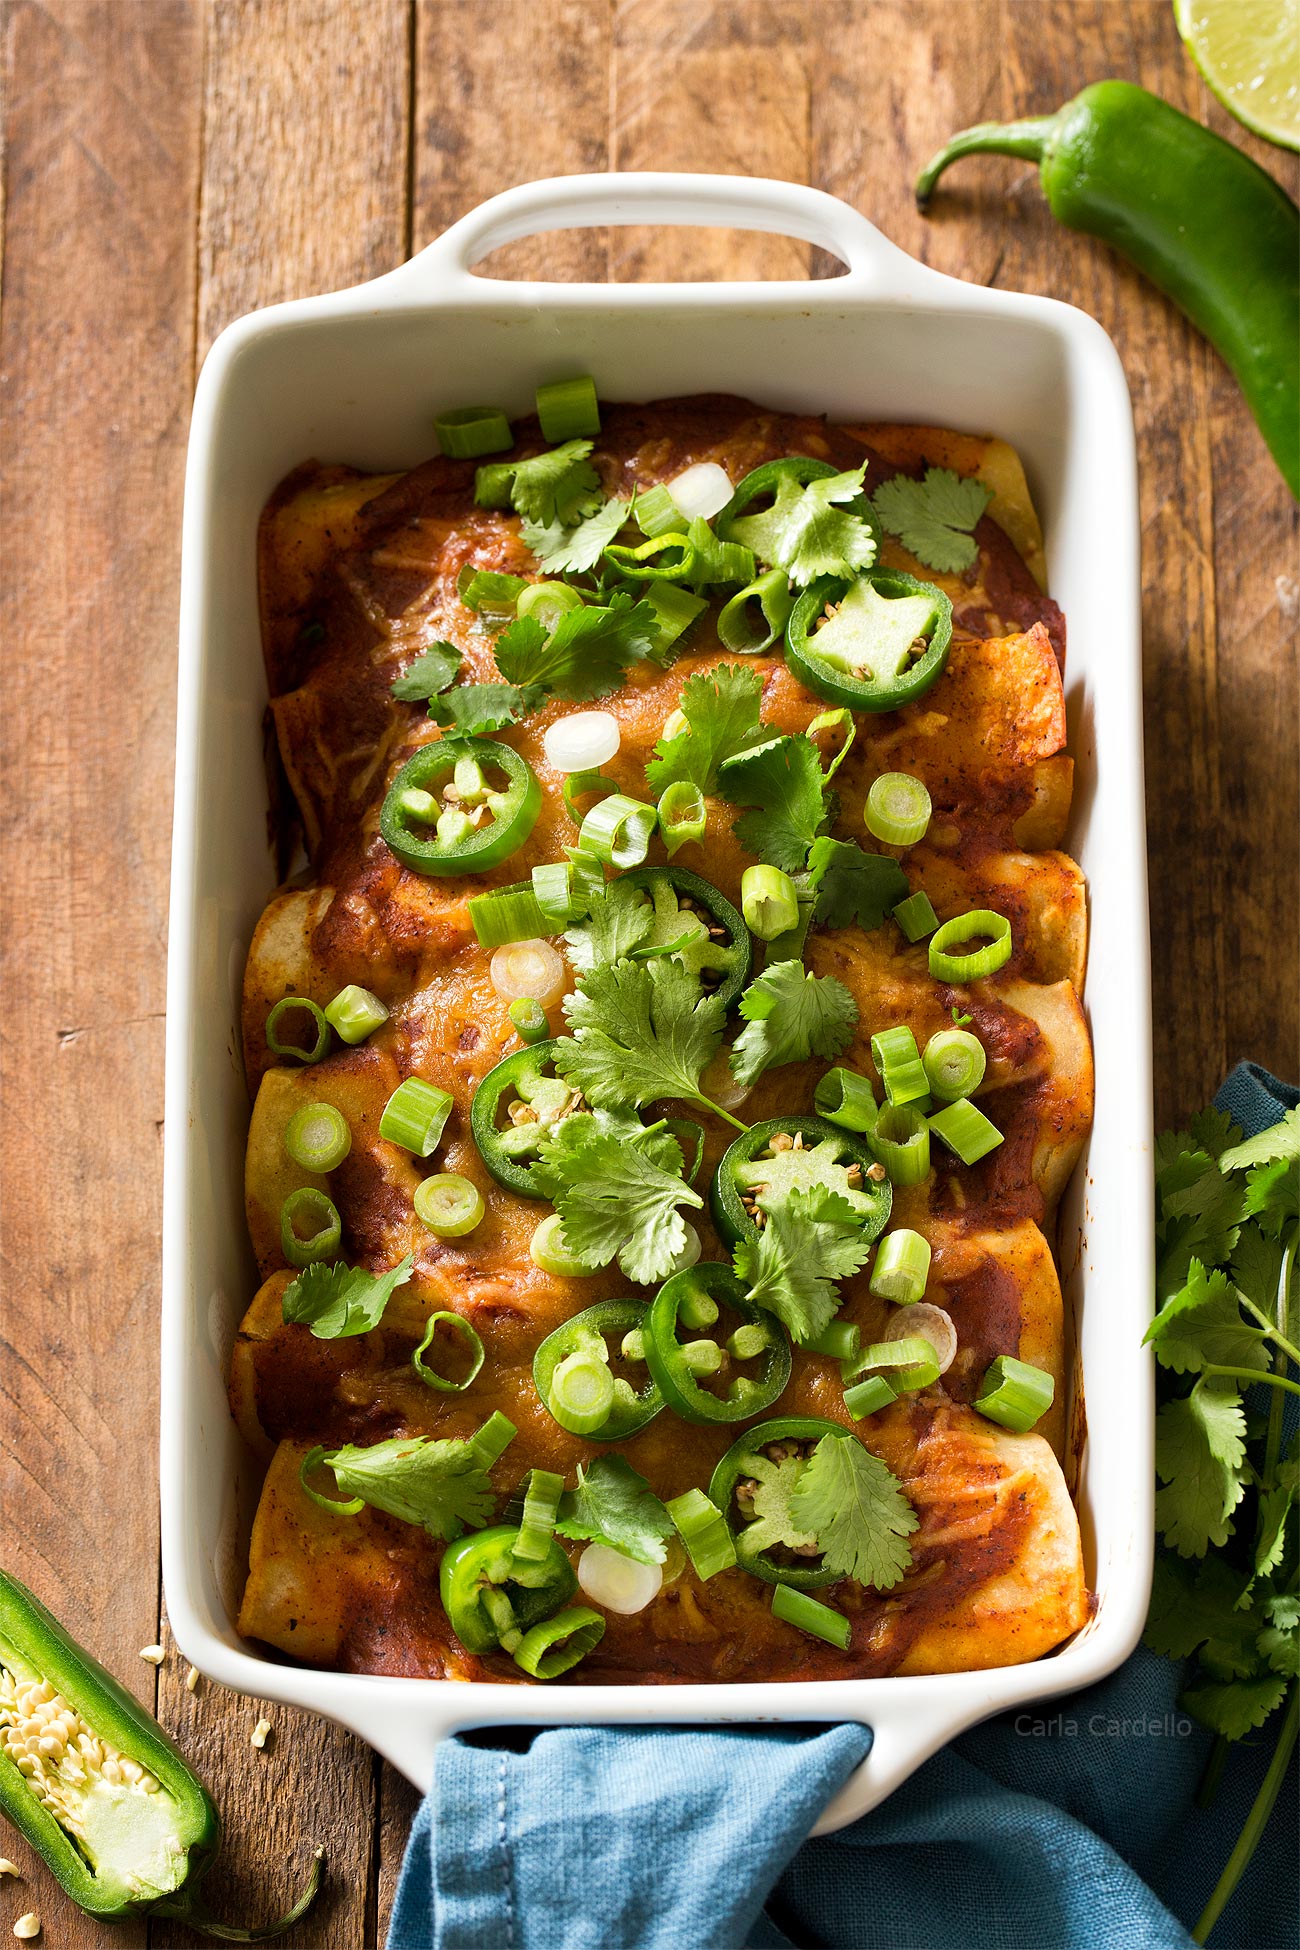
1144,1101 -> 1298,1937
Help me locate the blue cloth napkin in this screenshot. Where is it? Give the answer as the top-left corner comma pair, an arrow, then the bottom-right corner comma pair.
390,1065 -> 1298,1950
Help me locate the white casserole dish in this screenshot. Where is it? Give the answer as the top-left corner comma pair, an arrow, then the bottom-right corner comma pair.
162,172 -> 1152,1830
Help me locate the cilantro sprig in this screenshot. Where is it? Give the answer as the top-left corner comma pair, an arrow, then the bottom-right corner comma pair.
730,960 -> 857,1091
871,466 -> 993,575
1143,1098 -> 1298,1935
282,1254 -> 414,1340
735,1184 -> 874,1344
534,1113 -> 704,1285
645,664 -> 767,796
790,1434 -> 918,1588
494,593 -> 659,701
726,463 -> 878,586
716,734 -> 831,875
554,957 -> 743,1131
555,1455 -> 674,1565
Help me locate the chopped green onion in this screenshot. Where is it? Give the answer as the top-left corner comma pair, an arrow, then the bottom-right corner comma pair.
283,1101 -> 351,1173
562,768 -> 614,824
857,1336 -> 941,1392
530,1212 -> 594,1277
516,580 -> 586,631
279,1188 -> 342,1268
514,1467 -> 566,1562
771,1583 -> 851,1651
265,996 -> 330,1065
324,984 -> 389,1046
604,533 -> 696,583
642,579 -> 708,657
509,997 -> 550,1045
868,1105 -> 931,1187
975,1355 -> 1055,1432
716,567 -> 794,653
865,772 -> 932,847
684,517 -> 754,588
923,1028 -> 986,1102
513,1606 -> 605,1679
928,908 -> 1012,983
657,781 -> 707,856
299,1446 -> 364,1517
468,884 -> 551,949
870,1025 -> 930,1108
804,1319 -> 861,1363
843,1373 -> 897,1420
435,406 -> 512,458
531,861 -> 582,928
412,1311 -> 486,1392
893,890 -> 940,943
806,708 -> 856,783
813,1067 -> 878,1133
929,1098 -> 1004,1164
547,1350 -> 616,1435
870,1228 -> 932,1305
414,1172 -> 485,1237
380,1077 -> 454,1156
727,1321 -> 776,1360
741,864 -> 800,940
579,792 -> 658,869
536,376 -> 600,441
460,568 -> 528,615
565,847 -> 607,909
468,1410 -> 517,1470
634,483 -> 684,537
665,1488 -> 737,1580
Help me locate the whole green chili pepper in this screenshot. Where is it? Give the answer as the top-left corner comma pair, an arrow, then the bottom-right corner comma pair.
916,81 -> 1300,499
0,1568 -> 321,1936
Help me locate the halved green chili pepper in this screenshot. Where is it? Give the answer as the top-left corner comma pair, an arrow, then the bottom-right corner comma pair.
711,1115 -> 892,1251
438,1525 -> 577,1656
0,1569 -> 321,1936
917,81 -> 1300,500
785,569 -> 953,712
716,456 -> 883,552
707,1416 -> 853,1589
620,865 -> 752,1012
643,1263 -> 791,1425
470,1039 -> 572,1198
532,1299 -> 664,1441
380,737 -> 541,876
603,533 -> 698,582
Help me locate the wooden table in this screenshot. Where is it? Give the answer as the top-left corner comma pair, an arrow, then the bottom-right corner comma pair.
1,1 -> 1295,1942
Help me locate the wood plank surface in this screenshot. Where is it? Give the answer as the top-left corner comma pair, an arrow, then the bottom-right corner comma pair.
0,1 -> 1295,1945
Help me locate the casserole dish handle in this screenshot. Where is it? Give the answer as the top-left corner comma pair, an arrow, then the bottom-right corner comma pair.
389,171 -> 927,295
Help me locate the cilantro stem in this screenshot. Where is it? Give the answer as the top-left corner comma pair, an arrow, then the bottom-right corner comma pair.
1237,1291 -> 1300,1366
1200,1364 -> 1300,1398
1192,1684 -> 1297,1944
1194,1735 -> 1229,1811
693,1094 -> 750,1134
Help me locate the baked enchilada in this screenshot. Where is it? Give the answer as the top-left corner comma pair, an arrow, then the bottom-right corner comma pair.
231,385 -> 1092,1685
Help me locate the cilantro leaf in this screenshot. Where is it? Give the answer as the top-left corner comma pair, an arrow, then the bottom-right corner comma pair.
536,1120 -> 703,1285
871,467 -> 993,574
282,1254 -> 414,1341
1258,1618 -> 1299,1677
1182,1674 -> 1290,1741
1154,1381 -> 1248,1556
806,837 -> 909,931
556,957 -> 726,1116
1230,1226 -> 1287,1319
324,1430 -> 495,1539
790,1433 -> 918,1590
479,439 -> 602,527
1144,1554 -> 1258,1673
391,643 -> 462,702
564,877 -> 654,974
742,1452 -> 820,1555
727,464 -> 878,587
1189,1107 -> 1244,1160
428,681 -> 545,735
1220,1107 -> 1300,1173
1156,1152 -> 1248,1301
522,496 -> 631,574
1252,1478 -> 1294,1584
734,1184 -> 874,1344
495,594 -> 658,702
555,1455 -> 673,1565
1144,1259 -> 1271,1377
730,960 -> 857,1090
1244,1157 -> 1299,1238
645,664 -> 766,796
717,735 -> 829,873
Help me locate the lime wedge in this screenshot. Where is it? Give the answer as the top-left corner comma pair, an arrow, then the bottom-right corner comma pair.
1174,0 -> 1299,150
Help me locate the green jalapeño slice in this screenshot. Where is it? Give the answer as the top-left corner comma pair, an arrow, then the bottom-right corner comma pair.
532,1298 -> 665,1442
711,1115 -> 893,1250
380,736 -> 542,875
708,1416 -> 855,1589
620,865 -> 753,1012
785,567 -> 953,712
643,1262 -> 792,1426
471,1039 -> 575,1199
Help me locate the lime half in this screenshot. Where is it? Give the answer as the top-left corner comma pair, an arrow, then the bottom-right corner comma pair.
1175,0 -> 1300,150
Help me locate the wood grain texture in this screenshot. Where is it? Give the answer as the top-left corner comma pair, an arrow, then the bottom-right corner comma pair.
0,1 -> 201,1942
0,0 -> 1296,1943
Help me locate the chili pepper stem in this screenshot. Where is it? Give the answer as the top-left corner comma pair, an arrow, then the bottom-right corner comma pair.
915,117 -> 1054,206
151,1846 -> 324,1942
1192,1686 -> 1297,1945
